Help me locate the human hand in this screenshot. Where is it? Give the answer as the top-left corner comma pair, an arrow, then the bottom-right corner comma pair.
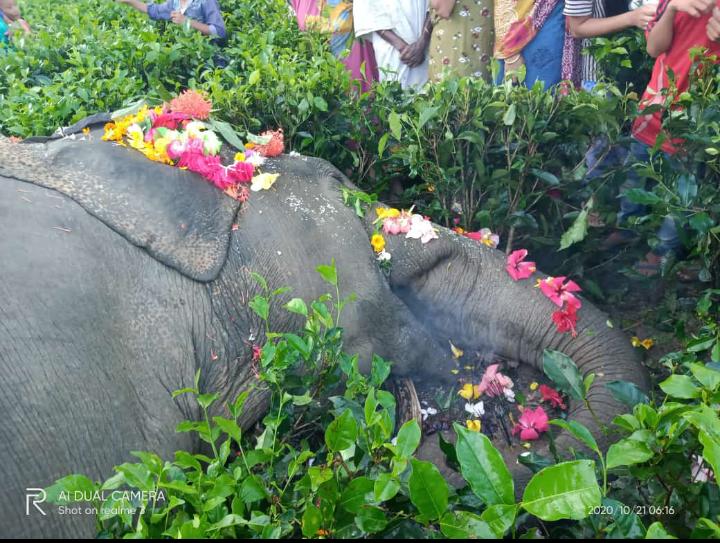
400,39 -> 427,67
708,6 -> 720,40
17,18 -> 30,34
630,3 -> 658,29
171,11 -> 186,25
670,0 -> 715,17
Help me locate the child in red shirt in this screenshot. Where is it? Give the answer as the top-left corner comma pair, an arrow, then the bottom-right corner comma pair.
619,0 -> 720,275
633,0 -> 720,152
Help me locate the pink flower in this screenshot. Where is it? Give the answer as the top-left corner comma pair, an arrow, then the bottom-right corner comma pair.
506,249 -> 536,281
152,111 -> 191,130
406,214 -> 438,244
477,364 -> 514,398
465,228 -> 499,249
539,276 -> 582,309
539,384 -> 567,410
166,139 -> 187,160
229,161 -> 254,183
512,406 -> 549,441
552,303 -> 578,338
382,211 -> 413,235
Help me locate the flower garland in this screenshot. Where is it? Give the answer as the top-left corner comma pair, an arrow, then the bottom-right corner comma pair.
102,90 -> 284,202
369,207 -> 440,269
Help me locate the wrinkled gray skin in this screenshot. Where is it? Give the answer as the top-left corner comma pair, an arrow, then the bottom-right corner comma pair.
0,131 -> 648,538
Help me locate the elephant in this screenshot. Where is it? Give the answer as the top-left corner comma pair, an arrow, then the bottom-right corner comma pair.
0,128 -> 648,538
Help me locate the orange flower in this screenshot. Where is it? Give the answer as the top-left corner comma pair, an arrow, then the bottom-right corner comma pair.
255,129 -> 284,157
168,89 -> 212,120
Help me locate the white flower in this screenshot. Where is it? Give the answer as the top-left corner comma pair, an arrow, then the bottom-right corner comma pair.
185,120 -> 208,139
504,388 -> 516,403
464,401 -> 485,418
289,150 -> 302,157
420,407 -> 437,421
246,152 -> 267,167
406,214 -> 439,244
201,130 -> 222,155
376,250 -> 392,262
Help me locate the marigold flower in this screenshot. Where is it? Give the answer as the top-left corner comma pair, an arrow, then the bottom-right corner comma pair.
631,336 -> 654,350
466,419 -> 482,432
458,383 -> 481,400
370,234 -> 386,253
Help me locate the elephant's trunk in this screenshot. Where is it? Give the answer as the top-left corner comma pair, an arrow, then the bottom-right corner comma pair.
378,226 -> 649,484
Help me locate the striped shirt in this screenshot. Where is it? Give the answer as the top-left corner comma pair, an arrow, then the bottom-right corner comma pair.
563,0 -> 607,83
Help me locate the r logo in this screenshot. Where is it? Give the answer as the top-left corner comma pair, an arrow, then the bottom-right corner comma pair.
26,488 -> 47,516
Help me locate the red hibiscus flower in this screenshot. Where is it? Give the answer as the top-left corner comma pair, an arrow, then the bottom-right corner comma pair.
512,406 -> 549,441
539,276 -> 582,309
152,111 -> 191,130
506,249 -> 536,281
552,303 -> 578,338
539,384 -> 567,410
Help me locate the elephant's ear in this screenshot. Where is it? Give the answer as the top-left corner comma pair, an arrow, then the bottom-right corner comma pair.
0,135 -> 240,282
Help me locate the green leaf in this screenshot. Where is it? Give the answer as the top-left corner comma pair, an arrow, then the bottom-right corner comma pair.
549,419 -> 600,456
374,473 -> 401,502
313,96 -> 328,112
699,431 -> 720,484
378,132 -> 389,157
325,409 -> 358,452
45,474 -> 97,504
623,188 -> 662,205
543,350 -> 585,400
503,103 -> 516,126
480,504 -> 517,538
439,511 -> 495,539
370,355 -> 391,387
659,374 -> 701,399
208,119 -> 245,152
645,522 -> 677,539
240,475 -> 267,504
389,110 -> 402,140
408,459 -> 449,521
690,363 -> 720,391
213,416 -> 241,443
560,207 -> 589,250
394,420 -> 421,459
530,168 -> 560,186
250,272 -> 268,291
340,476 -> 374,514
316,260 -> 338,287
302,504 -> 322,538
248,69 -> 261,85
418,106 -> 440,130
284,298 -> 308,317
606,436 -> 654,469
308,466 -> 333,491
454,423 -> 514,505
355,505 -> 388,533
521,460 -> 601,521
249,295 -> 269,321
605,380 -> 649,408
197,392 -> 219,410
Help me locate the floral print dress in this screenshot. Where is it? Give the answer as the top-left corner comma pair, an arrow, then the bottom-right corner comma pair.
428,1 -> 495,82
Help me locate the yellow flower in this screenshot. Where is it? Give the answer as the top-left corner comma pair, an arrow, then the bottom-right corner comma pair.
234,152 -> 246,163
371,234 -> 386,253
451,369 -> 460,375
376,207 -> 400,220
426,184 -> 436,193
251,172 -> 280,192
449,341 -> 464,359
466,420 -> 481,432
631,336 -> 654,350
82,127 -> 90,137
529,382 -> 539,391
458,383 -> 481,401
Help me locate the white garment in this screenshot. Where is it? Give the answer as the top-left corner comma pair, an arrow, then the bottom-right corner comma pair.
354,0 -> 429,89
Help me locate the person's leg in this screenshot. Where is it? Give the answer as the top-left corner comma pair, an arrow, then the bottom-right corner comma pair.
617,140 -> 650,224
